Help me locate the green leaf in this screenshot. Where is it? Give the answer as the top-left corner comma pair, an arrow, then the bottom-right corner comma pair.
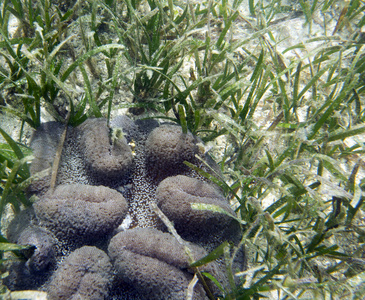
250,50 -> 264,82
191,203 -> 245,225
0,127 -> 24,159
317,124 -> 365,143
0,242 -> 33,252
61,44 -> 125,82
250,260 -> 286,292
306,232 -> 326,254
178,104 -> 188,134
216,11 -> 239,49
292,61 -> 302,112
265,149 -> 274,171
297,67 -> 328,102
201,271 -> 225,292
79,64 -> 102,118
190,241 -> 230,268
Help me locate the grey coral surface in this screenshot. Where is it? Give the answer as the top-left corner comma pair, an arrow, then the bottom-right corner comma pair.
156,175 -> 241,245
33,184 -> 129,245
108,228 -> 211,300
47,246 -> 113,300
78,118 -> 134,180
145,124 -> 199,178
5,211 -> 57,291
16,225 -> 56,273
6,115 -> 244,299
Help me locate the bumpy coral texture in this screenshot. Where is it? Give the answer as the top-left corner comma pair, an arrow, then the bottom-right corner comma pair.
33,184 -> 128,244
78,118 -> 133,180
8,116 -> 244,299
5,215 -> 56,291
47,246 -> 112,300
156,175 -> 241,245
17,226 -> 56,273
145,125 -> 199,177
108,228 -> 219,300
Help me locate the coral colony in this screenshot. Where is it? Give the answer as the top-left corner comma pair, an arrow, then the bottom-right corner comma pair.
6,116 -> 245,299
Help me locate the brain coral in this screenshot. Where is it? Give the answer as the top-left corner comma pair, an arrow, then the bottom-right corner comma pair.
6,115 -> 245,298
108,228 -> 220,300
33,184 -> 128,245
47,246 -> 113,300
78,118 -> 133,180
156,175 -> 241,245
144,124 -> 199,178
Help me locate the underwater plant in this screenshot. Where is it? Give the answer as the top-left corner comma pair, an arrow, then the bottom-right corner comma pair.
0,0 -> 364,299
